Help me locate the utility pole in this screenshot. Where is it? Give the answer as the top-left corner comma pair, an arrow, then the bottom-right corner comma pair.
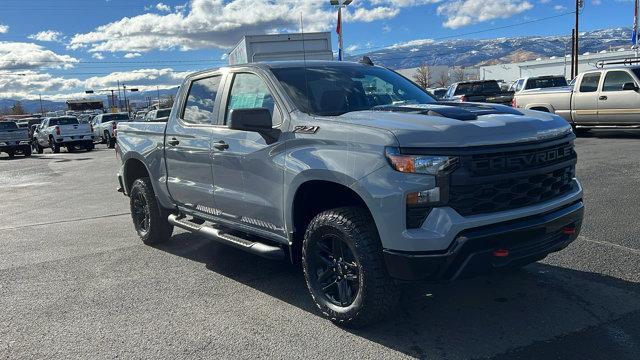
39,94 -> 44,115
571,0 -> 584,79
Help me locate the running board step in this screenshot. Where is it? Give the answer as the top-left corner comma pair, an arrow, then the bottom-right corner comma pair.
167,214 -> 285,260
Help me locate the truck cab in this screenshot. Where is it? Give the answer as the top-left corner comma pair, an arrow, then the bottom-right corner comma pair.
571,66 -> 640,125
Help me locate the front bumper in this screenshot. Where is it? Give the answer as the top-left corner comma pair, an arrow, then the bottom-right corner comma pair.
383,200 -> 584,281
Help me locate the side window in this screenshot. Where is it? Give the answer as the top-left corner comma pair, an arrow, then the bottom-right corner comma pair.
602,71 -> 635,92
516,79 -> 525,91
579,73 -> 601,93
181,75 -> 221,125
225,73 -> 279,126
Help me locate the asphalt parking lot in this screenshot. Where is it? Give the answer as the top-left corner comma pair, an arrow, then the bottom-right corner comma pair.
1,131 -> 639,360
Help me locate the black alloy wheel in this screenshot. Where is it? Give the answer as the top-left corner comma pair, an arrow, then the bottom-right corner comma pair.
309,233 -> 360,307
131,190 -> 151,236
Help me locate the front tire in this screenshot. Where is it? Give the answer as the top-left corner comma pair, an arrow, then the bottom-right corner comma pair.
302,207 -> 399,328
129,177 -> 173,245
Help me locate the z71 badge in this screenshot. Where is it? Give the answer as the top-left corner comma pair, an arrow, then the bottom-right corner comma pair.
293,125 -> 320,134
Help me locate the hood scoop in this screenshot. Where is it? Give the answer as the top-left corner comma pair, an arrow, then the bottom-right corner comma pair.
371,102 -> 522,121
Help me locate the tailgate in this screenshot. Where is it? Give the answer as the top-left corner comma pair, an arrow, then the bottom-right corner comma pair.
59,124 -> 91,136
0,129 -> 29,142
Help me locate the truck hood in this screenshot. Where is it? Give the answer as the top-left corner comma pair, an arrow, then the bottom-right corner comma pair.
336,103 -> 572,148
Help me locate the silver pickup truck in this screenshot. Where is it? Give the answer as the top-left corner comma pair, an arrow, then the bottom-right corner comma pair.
0,121 -> 31,158
116,60 -> 584,327
33,116 -> 94,153
513,65 -> 640,132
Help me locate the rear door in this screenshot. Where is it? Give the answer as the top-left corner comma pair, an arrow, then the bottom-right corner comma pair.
164,72 -> 224,212
571,72 -> 601,125
209,70 -> 287,239
597,70 -> 640,124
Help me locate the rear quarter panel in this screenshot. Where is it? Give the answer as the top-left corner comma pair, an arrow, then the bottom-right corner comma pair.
516,89 -> 572,121
117,122 -> 174,208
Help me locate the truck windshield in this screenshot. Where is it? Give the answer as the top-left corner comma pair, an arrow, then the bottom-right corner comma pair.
0,122 -> 18,130
49,117 -> 79,126
103,114 -> 130,121
454,81 -> 501,96
271,65 -> 435,116
525,77 -> 568,89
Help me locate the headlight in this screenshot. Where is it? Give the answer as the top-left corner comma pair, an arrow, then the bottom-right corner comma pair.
385,147 -> 458,175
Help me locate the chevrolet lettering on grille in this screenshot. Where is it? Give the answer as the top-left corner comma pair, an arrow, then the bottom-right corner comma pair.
473,144 -> 574,173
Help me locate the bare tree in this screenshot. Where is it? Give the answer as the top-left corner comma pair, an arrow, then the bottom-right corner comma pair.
10,101 -> 26,115
452,66 -> 466,83
413,63 -> 432,89
435,72 -> 450,88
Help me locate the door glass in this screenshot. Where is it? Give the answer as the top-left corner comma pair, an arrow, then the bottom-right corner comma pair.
579,73 -> 601,93
225,73 -> 276,124
182,75 -> 221,124
602,71 -> 635,92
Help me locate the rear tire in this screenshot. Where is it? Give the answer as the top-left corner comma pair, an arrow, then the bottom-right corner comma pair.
129,177 -> 173,245
23,147 -> 32,157
8,151 -> 15,159
302,207 -> 399,328
49,138 -> 60,153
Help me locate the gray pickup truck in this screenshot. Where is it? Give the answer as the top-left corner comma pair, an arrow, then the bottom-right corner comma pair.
116,60 -> 584,327
0,121 -> 31,158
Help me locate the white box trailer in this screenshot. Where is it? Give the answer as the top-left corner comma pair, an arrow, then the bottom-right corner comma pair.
228,32 -> 333,65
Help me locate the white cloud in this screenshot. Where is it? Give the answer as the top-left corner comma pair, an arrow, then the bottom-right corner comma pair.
0,68 -> 190,100
539,0 -> 550,3
0,24 -> 8,34
156,2 -> 171,12
68,0 -> 416,54
382,25 -> 392,33
371,0 -> 441,6
124,52 -> 142,58
437,0 -> 533,29
28,30 -> 63,42
92,52 -> 105,60
0,42 -> 78,70
389,38 -> 436,48
591,0 -> 601,4
554,4 -> 567,11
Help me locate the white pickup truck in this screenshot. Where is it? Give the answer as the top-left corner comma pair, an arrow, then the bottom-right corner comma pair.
91,113 -> 130,148
33,116 -> 94,153
513,65 -> 640,132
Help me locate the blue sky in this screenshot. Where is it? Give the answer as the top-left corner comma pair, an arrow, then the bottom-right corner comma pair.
0,0 -> 636,100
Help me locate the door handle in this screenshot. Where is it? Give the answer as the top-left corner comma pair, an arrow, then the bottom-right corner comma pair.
212,140 -> 229,150
599,96 -> 608,100
167,138 -> 180,146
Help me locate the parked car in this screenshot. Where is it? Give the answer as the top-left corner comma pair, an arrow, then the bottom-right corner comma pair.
0,121 -> 31,158
134,111 -> 147,120
427,87 -> 448,100
509,75 -> 568,94
33,116 -> 94,153
443,80 -> 514,106
143,108 -> 171,122
116,61 -> 584,327
92,112 -> 131,148
512,65 -> 640,132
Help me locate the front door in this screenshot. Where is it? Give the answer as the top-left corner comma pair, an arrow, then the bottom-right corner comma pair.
598,70 -> 640,124
165,74 -> 223,213
572,72 -> 601,125
210,71 -> 287,238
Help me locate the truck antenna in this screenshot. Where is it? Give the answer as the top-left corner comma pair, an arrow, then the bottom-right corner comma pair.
300,12 -> 311,114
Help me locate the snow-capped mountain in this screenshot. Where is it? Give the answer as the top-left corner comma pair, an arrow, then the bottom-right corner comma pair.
349,28 -> 633,69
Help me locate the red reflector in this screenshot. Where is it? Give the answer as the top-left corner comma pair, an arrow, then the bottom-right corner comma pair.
562,226 -> 576,235
492,248 -> 509,257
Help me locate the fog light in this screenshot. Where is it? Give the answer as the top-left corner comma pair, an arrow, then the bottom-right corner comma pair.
562,226 -> 576,235
407,187 -> 441,205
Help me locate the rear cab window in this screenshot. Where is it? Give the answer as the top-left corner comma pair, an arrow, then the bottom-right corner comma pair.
578,72 -> 601,93
181,75 -> 222,125
0,122 -> 18,130
454,81 -> 500,96
49,117 -> 79,126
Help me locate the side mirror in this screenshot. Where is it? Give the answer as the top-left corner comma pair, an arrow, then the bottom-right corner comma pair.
622,82 -> 639,91
228,108 -> 273,133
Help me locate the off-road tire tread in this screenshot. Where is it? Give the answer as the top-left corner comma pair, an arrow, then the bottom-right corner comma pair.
130,177 -> 173,245
302,207 -> 399,328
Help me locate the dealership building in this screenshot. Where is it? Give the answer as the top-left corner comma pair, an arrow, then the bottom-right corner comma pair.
479,49 -> 638,83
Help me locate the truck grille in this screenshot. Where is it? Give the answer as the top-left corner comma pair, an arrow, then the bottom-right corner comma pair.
447,139 -> 577,217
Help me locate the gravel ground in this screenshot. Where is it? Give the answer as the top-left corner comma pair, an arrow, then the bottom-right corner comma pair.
1,131 -> 639,359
